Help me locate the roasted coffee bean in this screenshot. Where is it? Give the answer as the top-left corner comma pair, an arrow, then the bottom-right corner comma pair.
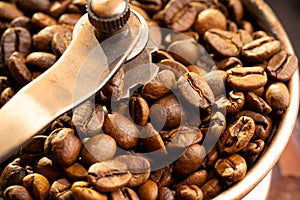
240,139 -> 265,157
141,123 -> 166,153
173,144 -> 206,178
203,70 -> 227,97
51,115 -> 72,130
10,16 -> 31,30
14,0 -> 51,14
205,145 -> 219,167
201,178 -> 223,199
129,95 -> 149,126
204,28 -> 243,58
22,173 -> 50,200
215,154 -> 247,182
111,187 -> 140,200
150,165 -> 174,188
227,66 -> 267,90
0,158 -> 26,195
215,91 -> 245,116
174,170 -> 208,189
152,50 -> 175,63
265,82 -> 290,115
150,94 -> 182,130
240,20 -> 254,34
20,135 -> 47,164
34,157 -> 64,182
49,178 -> 72,200
0,2 -> 24,21
242,36 -> 281,63
225,0 -> 244,23
175,185 -> 203,200
167,126 -> 203,148
138,180 -> 158,200
103,112 -> 139,150
252,30 -> 268,39
237,29 -> 253,45
102,67 -> 125,100
32,25 -> 71,52
80,134 -> 116,165
158,186 -> 175,200
64,162 -> 88,181
246,92 -> 272,114
49,0 -> 73,18
87,160 -> 132,193
193,8 -> 227,36
167,39 -> 202,66
218,116 -> 255,155
217,57 -> 243,70
141,70 -> 176,100
58,13 -> 82,27
71,181 -> 107,200
115,155 -> 151,187
0,76 -> 9,93
158,59 -> 189,77
3,185 -> 33,200
72,101 -> 105,138
0,87 -> 15,105
177,72 -> 214,109
266,50 -> 298,81
1,27 -> 31,66
234,110 -> 273,141
44,128 -> 82,166
31,12 -> 57,32
52,31 -> 72,57
8,51 -> 32,86
132,0 -> 162,14
187,65 -> 207,76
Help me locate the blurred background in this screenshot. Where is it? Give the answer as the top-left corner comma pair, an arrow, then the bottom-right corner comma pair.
263,0 -> 300,199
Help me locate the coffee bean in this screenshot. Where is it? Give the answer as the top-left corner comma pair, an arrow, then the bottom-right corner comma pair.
215,154 -> 247,182
0,76 -> 9,93
215,91 -> 245,116
266,50 -> 298,81
20,135 -> 47,164
0,2 -> 24,21
193,8 -> 227,36
173,144 -> 206,178
50,115 -> 72,130
177,72 -> 214,109
227,66 -> 267,90
44,128 -> 82,166
246,92 -> 272,114
31,12 -> 57,32
103,112 -> 139,150
71,181 -> 108,200
203,70 -> 227,97
138,180 -> 158,200
87,160 -> 132,193
49,178 -> 72,200
115,155 -> 151,187
64,162 -> 88,181
133,0 -> 163,14
4,185 -> 33,200
52,31 -> 72,57
233,110 -> 273,141
150,94 -> 182,130
217,57 -> 243,70
141,70 -> 176,101
174,170 -> 208,189
242,36 -> 281,63
157,186 -> 175,200
49,0 -> 73,18
23,173 -> 50,200
158,59 -> 189,78
141,123 -> 166,153
218,116 -> 255,155
129,95 -> 149,126
150,165 -> 174,188
175,185 -> 203,200
111,187 -> 140,200
1,27 -> 32,66
10,16 -> 31,31
8,51 -> 32,86
240,139 -> 265,157
167,126 -> 203,148
58,13 -> 82,27
204,28 -> 243,58
32,25 -> 71,52
72,101 -> 105,138
0,87 -> 15,106
201,178 -> 223,199
102,67 -> 125,100
80,134 -> 116,165
34,157 -> 64,182
14,0 -> 51,14
265,82 -> 290,115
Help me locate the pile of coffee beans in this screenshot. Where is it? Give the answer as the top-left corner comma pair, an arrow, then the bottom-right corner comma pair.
0,0 -> 298,199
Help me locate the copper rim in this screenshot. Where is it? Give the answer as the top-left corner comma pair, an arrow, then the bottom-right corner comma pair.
214,0 -> 300,199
